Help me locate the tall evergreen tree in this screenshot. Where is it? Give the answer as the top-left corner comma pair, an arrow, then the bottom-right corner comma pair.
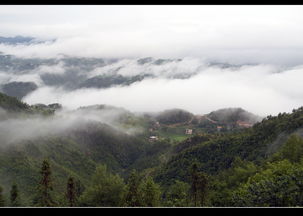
0,186 -> 5,207
196,172 -> 208,206
10,183 -> 21,207
74,179 -> 85,198
125,170 -> 141,207
35,159 -> 55,207
78,165 -> 126,207
190,163 -> 199,206
189,162 -> 209,206
165,180 -> 190,207
139,176 -> 161,207
66,177 -> 77,207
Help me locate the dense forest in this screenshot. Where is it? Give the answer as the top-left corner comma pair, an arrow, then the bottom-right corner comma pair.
1,92 -> 303,207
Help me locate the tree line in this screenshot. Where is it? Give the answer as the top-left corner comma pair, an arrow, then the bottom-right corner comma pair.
2,134 -> 303,207
0,159 -> 209,207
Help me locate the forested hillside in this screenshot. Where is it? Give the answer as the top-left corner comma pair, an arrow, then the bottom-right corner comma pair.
1,92 -> 303,207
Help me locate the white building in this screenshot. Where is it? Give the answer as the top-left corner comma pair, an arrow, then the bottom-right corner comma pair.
149,136 -> 159,142
185,129 -> 193,135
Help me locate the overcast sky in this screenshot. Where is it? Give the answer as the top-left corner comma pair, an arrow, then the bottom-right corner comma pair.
0,5 -> 303,64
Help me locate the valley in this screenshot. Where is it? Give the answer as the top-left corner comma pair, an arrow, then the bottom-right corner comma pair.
0,91 -> 302,207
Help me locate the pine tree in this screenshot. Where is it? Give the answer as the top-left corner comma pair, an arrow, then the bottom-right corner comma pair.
139,176 -> 161,207
125,170 -> 141,207
189,162 -> 209,207
196,172 -> 208,206
74,179 -> 85,198
66,177 -> 77,207
165,180 -> 190,207
190,163 -> 199,206
10,183 -> 21,207
35,159 -> 55,207
78,165 -> 126,207
0,186 -> 5,207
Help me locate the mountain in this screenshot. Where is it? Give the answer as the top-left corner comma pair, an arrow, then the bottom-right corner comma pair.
0,36 -> 35,45
0,53 -> 254,100
0,35 -> 56,45
78,74 -> 148,89
1,91 -> 303,206
155,107 -> 303,186
0,93 -> 158,204
0,36 -> 55,45
0,92 -> 31,112
155,109 -> 194,125
1,82 -> 38,99
207,107 -> 261,124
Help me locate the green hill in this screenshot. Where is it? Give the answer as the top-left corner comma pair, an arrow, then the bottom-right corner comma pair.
0,92 -> 30,112
155,109 -> 194,125
155,107 -> 303,186
2,91 -> 303,206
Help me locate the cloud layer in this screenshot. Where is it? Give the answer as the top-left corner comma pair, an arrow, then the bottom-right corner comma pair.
22,61 -> 303,117
0,106 -> 141,146
0,6 -> 303,117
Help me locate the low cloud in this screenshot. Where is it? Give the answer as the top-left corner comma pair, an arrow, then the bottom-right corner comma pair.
1,6 -> 303,118
34,61 -> 66,75
87,57 -> 206,78
23,63 -> 303,117
0,106 -> 142,146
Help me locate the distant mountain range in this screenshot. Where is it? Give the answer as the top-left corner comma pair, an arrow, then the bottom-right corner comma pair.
0,52 -> 246,100
0,36 -> 55,45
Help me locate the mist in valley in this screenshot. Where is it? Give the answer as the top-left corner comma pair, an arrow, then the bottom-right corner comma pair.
0,5 -> 303,145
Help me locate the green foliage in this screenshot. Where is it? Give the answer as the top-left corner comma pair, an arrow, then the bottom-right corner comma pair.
2,92 -> 303,207
164,180 -> 190,207
34,159 -> 56,207
189,163 -> 209,207
209,157 -> 259,206
274,134 -> 303,163
0,92 -> 30,113
78,165 -> 126,207
231,160 -> 303,207
10,183 -> 21,207
138,176 -> 162,207
0,185 -> 5,207
156,107 -> 303,185
208,108 -> 259,125
225,158 -> 259,188
125,170 -> 141,207
156,109 -> 194,125
66,177 -> 77,207
74,179 -> 85,200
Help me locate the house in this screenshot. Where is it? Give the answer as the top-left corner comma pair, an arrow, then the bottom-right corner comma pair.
154,121 -> 160,128
149,136 -> 159,142
236,120 -> 253,128
217,126 -> 223,132
185,129 -> 193,135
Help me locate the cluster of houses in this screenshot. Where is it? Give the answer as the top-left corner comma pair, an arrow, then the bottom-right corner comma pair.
216,120 -> 253,132
236,120 -> 253,128
148,121 -> 160,142
185,128 -> 193,135
148,119 -> 195,142
217,125 -> 223,132
147,118 -> 253,142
